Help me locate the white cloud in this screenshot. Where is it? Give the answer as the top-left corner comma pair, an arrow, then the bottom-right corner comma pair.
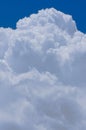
0,8 -> 86,130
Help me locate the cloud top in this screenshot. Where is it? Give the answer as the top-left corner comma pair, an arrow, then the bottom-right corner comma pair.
17,8 -> 77,35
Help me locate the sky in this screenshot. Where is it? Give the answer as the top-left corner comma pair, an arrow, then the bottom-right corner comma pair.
0,0 -> 86,32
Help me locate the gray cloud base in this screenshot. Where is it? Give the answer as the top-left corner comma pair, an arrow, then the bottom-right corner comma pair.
0,8 -> 86,130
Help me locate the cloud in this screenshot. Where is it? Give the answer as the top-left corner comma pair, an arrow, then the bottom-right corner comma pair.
0,8 -> 86,130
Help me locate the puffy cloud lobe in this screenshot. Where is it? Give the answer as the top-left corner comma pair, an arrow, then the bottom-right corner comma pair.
0,8 -> 86,130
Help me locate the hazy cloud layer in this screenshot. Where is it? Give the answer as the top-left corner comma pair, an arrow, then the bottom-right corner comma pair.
0,8 -> 86,130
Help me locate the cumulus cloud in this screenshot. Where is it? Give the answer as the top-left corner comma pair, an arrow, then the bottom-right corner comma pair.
0,8 -> 86,130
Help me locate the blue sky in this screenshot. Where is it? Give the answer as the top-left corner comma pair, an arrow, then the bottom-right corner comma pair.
0,0 -> 86,32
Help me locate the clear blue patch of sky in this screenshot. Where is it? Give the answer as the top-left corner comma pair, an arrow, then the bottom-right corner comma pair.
0,0 -> 86,33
